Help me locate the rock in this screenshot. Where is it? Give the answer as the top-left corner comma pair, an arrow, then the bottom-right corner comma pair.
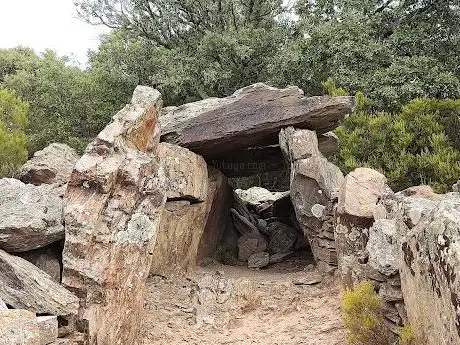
247,252 -> 270,268
397,185 -> 442,201
197,167 -> 234,262
266,221 -> 298,254
453,180 -> 460,192
160,83 -> 354,160
235,187 -> 288,207
238,233 -> 268,261
279,126 -> 320,162
158,142 -> 208,201
379,282 -> 403,302
400,193 -> 460,345
0,250 -> 78,315
280,128 -> 343,269
293,274 -> 322,285
0,178 -> 64,252
0,309 -> 40,345
0,297 -> 7,310
37,316 -> 58,345
19,143 -> 79,186
150,200 -> 208,275
17,243 -> 62,282
230,208 -> 259,235
269,251 -> 294,264
337,168 -> 387,218
366,219 -> 399,276
62,86 -> 166,344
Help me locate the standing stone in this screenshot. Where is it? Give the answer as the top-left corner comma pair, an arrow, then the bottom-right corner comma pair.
62,86 -> 166,345
0,310 -> 40,345
400,193 -> 460,345
0,250 -> 78,316
197,167 -> 234,262
335,168 -> 387,285
19,143 -> 79,187
149,143 -> 209,275
280,127 -> 344,269
0,179 -> 64,252
158,142 -> 208,201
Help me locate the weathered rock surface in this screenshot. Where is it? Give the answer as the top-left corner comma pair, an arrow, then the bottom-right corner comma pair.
17,243 -> 62,283
366,219 -> 399,276
19,143 -> 79,186
0,250 -> 78,316
197,167 -> 234,262
150,200 -> 208,275
266,221 -> 298,254
337,168 -> 387,218
0,178 -> 64,252
62,86 -> 166,344
400,193 -> 460,345
0,297 -> 7,310
280,127 -> 343,269
37,316 -> 58,345
158,142 -> 208,201
160,83 -> 354,160
0,309 -> 40,345
235,187 -> 288,207
238,233 -> 268,261
247,252 -> 270,269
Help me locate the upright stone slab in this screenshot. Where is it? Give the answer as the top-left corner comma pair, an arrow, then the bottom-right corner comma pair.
334,168 -> 387,285
400,193 -> 460,344
62,86 -> 166,344
280,127 -> 344,269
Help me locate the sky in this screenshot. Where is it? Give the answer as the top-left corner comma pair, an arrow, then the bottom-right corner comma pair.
0,0 -> 109,66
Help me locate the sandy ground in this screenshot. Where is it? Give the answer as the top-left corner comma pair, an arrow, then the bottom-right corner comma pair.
139,255 -> 346,345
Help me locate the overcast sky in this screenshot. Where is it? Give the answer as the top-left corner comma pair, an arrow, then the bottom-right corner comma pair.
0,0 -> 109,66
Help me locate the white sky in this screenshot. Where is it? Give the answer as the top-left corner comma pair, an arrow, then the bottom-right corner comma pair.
0,0 -> 109,66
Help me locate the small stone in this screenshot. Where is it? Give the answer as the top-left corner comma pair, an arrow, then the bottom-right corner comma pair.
293,274 -> 322,285
247,252 -> 270,269
269,251 -> 294,264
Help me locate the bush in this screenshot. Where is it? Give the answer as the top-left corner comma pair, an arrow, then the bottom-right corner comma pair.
331,82 -> 460,193
0,88 -> 29,177
342,281 -> 390,345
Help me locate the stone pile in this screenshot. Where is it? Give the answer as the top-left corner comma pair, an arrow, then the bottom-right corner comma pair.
230,186 -> 306,268
0,144 -> 80,344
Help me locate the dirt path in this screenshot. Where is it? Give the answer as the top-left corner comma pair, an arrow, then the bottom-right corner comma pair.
139,259 -> 346,345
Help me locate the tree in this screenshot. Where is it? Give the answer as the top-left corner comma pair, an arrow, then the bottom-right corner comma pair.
0,88 -> 29,177
0,48 -> 128,154
272,0 -> 460,110
75,0 -> 284,47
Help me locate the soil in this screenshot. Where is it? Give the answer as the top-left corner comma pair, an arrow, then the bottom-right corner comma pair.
139,254 -> 346,345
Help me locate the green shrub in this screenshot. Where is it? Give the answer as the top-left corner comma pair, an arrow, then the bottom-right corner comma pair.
330,80 -> 460,193
342,281 -> 391,345
0,88 -> 29,177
